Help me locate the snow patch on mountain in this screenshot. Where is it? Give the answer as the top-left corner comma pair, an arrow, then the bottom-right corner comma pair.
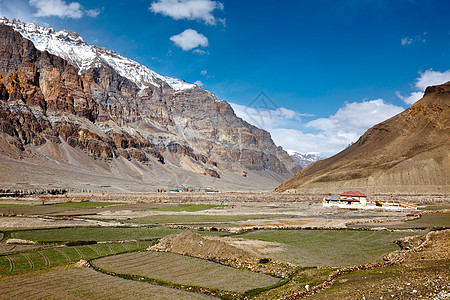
0,17 -> 196,91
287,150 -> 323,168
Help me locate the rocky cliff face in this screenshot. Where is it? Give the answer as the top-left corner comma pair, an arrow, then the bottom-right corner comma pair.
0,19 -> 299,191
275,82 -> 450,195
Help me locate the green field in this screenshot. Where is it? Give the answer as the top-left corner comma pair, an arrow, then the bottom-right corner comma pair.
151,204 -> 224,212
50,201 -> 125,208
9,227 -> 181,243
350,213 -> 450,229
92,251 -> 280,293
383,213 -> 450,229
0,241 -> 153,275
234,229 -> 425,267
0,243 -> 55,255
0,265 -> 210,300
127,214 -> 291,224
255,267 -> 337,299
420,205 -> 450,210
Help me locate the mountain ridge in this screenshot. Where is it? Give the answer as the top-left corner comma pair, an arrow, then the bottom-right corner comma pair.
276,82 -> 450,195
0,17 -> 195,91
0,19 -> 300,192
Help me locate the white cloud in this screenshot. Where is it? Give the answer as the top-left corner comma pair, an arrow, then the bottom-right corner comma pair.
192,49 -> 209,55
194,80 -> 203,86
270,128 -> 341,157
395,91 -> 423,105
29,0 -> 100,19
231,98 -> 404,157
170,29 -> 208,51
396,69 -> 450,105
401,32 -> 427,46
230,102 -> 302,131
415,69 -> 450,90
401,37 -> 413,46
306,99 -> 403,138
200,70 -> 207,76
0,0 -> 37,23
150,0 -> 224,25
85,8 -> 101,17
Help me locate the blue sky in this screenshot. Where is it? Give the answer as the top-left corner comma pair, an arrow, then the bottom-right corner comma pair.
1,0 -> 450,156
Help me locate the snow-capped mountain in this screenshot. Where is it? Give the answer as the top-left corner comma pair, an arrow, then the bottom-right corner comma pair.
287,150 -> 323,168
0,18 -> 300,191
0,17 -> 195,91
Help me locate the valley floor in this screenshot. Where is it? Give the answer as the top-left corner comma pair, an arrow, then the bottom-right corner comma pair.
0,193 -> 448,299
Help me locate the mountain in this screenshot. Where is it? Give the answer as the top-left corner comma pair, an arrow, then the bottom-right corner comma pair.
287,150 -> 323,168
276,82 -> 450,195
0,18 -> 300,192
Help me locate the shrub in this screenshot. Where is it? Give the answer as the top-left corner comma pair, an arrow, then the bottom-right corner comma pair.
259,258 -> 270,264
66,241 -> 97,246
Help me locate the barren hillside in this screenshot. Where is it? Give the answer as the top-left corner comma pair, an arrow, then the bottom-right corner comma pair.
275,82 -> 450,195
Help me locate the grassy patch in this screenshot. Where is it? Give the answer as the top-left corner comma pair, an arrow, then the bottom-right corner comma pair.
0,241 -> 153,275
151,204 -> 224,212
127,214 -> 291,225
351,213 -> 450,229
0,243 -> 55,255
9,227 -> 181,243
387,213 -> 450,229
309,264 -> 450,299
420,205 -> 450,210
92,251 -> 280,293
0,266 -> 211,300
234,229 -> 424,267
253,267 -> 337,299
49,201 -> 124,208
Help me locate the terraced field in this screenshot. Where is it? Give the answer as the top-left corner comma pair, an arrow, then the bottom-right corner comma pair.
0,205 -> 83,216
49,201 -> 125,208
127,214 -> 292,224
0,243 -> 54,255
235,229 -> 426,266
93,251 -> 281,293
0,241 -> 153,275
0,265 -> 212,299
9,227 -> 181,242
350,213 -> 450,229
151,204 -> 224,212
0,202 -> 168,217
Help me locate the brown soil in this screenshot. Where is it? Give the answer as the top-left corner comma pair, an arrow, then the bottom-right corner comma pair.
149,230 -> 283,260
148,231 -> 295,277
0,216 -> 120,229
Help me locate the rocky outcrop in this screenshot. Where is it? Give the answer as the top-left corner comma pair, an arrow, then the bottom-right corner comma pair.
0,22 -> 298,190
276,82 -> 450,195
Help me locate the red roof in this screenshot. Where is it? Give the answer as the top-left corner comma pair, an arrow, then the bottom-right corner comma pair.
340,190 -> 366,197
343,198 -> 361,202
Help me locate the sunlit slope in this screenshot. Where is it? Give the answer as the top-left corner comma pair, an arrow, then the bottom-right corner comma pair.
276,82 -> 450,195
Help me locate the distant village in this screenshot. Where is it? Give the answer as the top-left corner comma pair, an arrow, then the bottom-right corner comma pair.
323,191 -> 417,210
